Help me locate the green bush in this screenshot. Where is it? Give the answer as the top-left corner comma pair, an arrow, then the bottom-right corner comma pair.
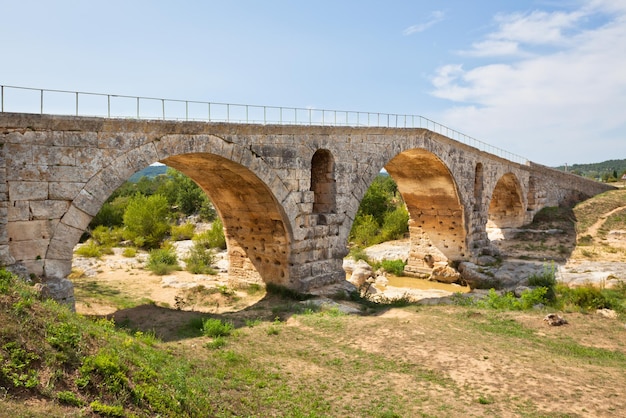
527,264 -> 557,302
57,390 -> 84,406
91,225 -> 124,247
74,241 -> 104,258
146,246 -> 180,275
381,259 -> 406,276
122,193 -> 171,249
557,284 -> 615,311
122,247 -> 137,258
171,222 -> 195,241
350,214 -> 380,247
349,247 -> 370,263
193,218 -> 226,250
90,400 -> 125,417
184,243 -> 217,275
380,205 -> 409,241
202,318 -> 234,338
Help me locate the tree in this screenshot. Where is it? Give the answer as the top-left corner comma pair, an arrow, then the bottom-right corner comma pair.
122,194 -> 171,248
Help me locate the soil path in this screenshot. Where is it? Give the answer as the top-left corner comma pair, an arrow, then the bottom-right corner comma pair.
584,205 -> 626,238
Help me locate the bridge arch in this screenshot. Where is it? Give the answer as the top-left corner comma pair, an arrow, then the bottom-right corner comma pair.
47,135 -> 295,287
382,147 -> 466,274
487,173 -> 526,229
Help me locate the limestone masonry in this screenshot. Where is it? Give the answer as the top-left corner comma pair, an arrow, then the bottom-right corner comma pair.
0,113 -> 613,304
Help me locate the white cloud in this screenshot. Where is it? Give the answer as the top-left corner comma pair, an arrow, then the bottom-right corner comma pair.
430,1 -> 626,165
403,10 -> 445,36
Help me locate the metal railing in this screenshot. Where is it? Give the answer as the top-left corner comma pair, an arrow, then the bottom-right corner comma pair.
0,84 -> 529,164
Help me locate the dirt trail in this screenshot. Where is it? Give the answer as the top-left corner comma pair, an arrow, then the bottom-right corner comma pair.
583,205 -> 626,237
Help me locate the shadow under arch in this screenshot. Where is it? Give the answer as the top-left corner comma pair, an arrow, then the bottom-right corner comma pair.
384,148 -> 466,276
163,153 -> 293,286
487,173 -> 525,229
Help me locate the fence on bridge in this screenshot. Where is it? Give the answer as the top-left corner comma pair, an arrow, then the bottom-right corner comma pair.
0,84 -> 528,165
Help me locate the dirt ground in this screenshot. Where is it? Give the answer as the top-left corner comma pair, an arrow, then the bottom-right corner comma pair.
67,204 -> 626,417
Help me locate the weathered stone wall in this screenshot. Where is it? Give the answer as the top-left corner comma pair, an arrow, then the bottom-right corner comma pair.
0,113 -> 613,300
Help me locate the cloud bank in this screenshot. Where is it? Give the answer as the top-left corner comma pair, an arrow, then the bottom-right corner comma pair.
430,1 -> 626,165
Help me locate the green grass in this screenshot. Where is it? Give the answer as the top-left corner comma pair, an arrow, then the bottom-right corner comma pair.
574,189 -> 626,234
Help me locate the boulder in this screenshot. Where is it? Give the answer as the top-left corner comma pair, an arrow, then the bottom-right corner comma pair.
458,262 -> 501,289
430,264 -> 461,284
348,260 -> 373,287
34,278 -> 75,311
543,313 -> 568,326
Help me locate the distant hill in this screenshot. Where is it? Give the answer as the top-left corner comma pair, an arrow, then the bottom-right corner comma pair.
128,164 -> 168,182
554,159 -> 626,181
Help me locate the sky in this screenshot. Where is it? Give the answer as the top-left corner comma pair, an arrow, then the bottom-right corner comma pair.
1,0 -> 625,166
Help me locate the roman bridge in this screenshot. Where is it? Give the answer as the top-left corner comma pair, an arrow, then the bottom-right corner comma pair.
0,97 -> 613,303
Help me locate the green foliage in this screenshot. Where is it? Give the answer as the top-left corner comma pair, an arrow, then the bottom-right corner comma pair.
170,222 -> 195,241
89,400 -> 125,417
121,247 -> 137,258
527,264 -> 557,302
1,342 -> 39,389
380,205 -> 409,241
146,245 -> 180,275
184,243 -> 217,275
0,268 -> 15,294
460,288 -> 550,311
349,247 -> 370,263
554,158 -> 626,181
57,390 -> 84,406
91,225 -> 124,247
380,259 -> 406,276
556,283 -> 626,312
202,318 -> 234,338
350,214 -> 380,246
205,336 -> 228,349
122,193 -> 171,249
193,218 -> 226,249
74,240 -> 105,258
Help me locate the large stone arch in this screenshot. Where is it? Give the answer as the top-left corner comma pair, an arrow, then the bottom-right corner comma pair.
383,148 -> 466,276
487,173 -> 526,229
46,135 -> 294,287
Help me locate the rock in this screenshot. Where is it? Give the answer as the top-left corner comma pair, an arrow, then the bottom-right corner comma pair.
430,264 -> 461,284
596,308 -> 618,319
513,286 -> 532,297
476,255 -> 498,266
34,278 -> 76,311
543,313 -> 568,326
348,260 -> 373,287
375,274 -> 389,286
458,262 -> 501,289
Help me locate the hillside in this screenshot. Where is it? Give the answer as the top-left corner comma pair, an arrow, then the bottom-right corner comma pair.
554,158 -> 626,180
128,164 -> 167,182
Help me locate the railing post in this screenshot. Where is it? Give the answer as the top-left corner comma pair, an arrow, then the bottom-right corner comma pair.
162,99 -> 165,120
308,108 -> 312,125
40,89 -> 44,114
137,97 -> 140,119
264,106 -> 266,124
107,95 -> 111,118
186,101 -> 189,121
75,92 -> 79,116
208,103 -> 211,121
227,104 -> 230,122
246,105 -> 248,123
1,85 -> 3,112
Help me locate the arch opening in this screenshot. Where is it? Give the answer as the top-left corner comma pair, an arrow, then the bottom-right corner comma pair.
384,149 -> 466,276
310,149 -> 336,216
487,173 -> 525,230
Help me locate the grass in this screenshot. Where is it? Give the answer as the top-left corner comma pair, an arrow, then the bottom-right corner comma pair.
574,189 -> 626,234
3,266 -> 626,417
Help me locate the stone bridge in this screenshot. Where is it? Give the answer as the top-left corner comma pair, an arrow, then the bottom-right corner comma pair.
0,113 -> 613,302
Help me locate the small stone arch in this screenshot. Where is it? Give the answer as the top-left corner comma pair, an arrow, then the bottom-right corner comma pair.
310,149 -> 336,215
487,173 -> 525,228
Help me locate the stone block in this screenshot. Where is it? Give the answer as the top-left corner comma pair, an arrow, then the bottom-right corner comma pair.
49,182 -> 84,200
0,244 -> 16,265
9,239 -> 49,261
33,146 -> 76,166
8,220 -> 55,241
8,181 -> 48,201
43,259 -> 73,279
22,259 -> 44,276
29,200 -> 70,220
8,201 -> 31,222
72,188 -> 103,217
61,205 -> 91,230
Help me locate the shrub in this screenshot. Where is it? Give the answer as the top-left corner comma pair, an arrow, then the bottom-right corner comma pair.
171,222 -> 195,241
349,247 -> 370,263
121,247 -> 137,258
381,259 -> 406,276
91,225 -> 124,247
557,284 -> 615,311
527,264 -> 557,302
146,246 -> 180,275
193,218 -> 226,249
380,205 -> 409,241
202,318 -> 234,338
74,241 -> 104,258
350,214 -> 380,247
57,390 -> 84,406
122,193 -> 171,249
184,243 -> 216,275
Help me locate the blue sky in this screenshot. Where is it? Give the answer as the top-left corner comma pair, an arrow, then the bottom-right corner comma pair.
1,0 -> 625,166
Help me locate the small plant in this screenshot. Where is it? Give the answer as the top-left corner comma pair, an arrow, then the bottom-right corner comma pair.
349,247 -> 370,263
205,336 -> 227,349
146,245 -> 180,275
266,318 -> 282,335
184,242 -> 216,275
121,247 -> 137,258
193,218 -> 226,249
527,263 -> 557,302
380,259 -> 406,276
202,318 -> 234,337
57,390 -> 84,406
90,400 -> 125,417
171,222 -> 195,241
91,225 -> 124,247
74,240 -> 104,258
